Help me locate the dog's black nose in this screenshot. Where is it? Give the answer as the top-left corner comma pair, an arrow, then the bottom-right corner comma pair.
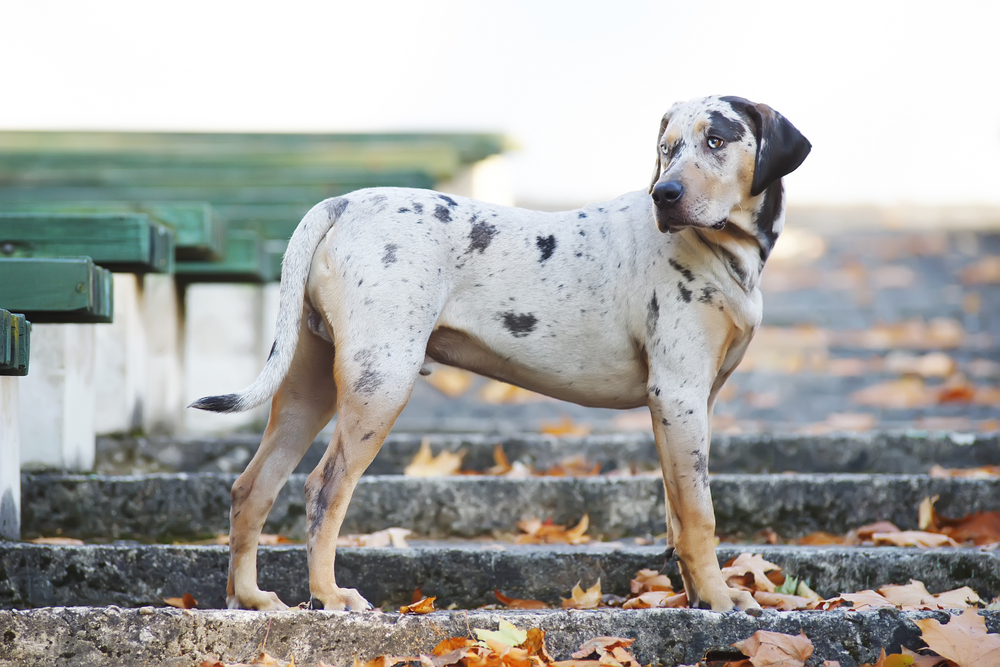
652,180 -> 684,207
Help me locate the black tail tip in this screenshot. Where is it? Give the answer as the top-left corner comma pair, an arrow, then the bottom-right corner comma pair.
188,394 -> 241,413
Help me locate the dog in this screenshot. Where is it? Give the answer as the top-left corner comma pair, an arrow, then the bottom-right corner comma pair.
191,95 -> 810,612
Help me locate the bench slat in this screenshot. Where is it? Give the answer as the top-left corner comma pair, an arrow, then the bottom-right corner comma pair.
0,258 -> 113,324
0,213 -> 174,274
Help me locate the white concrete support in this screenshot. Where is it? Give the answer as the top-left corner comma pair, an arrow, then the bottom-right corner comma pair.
437,154 -> 515,206
1,377 -> 19,540
142,274 -> 185,434
183,284 -> 268,434
93,274 -> 146,435
18,324 -> 96,471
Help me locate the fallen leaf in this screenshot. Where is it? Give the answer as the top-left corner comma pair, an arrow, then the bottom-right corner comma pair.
899,646 -> 949,666
883,351 -> 956,378
571,637 -> 638,667
423,366 -> 474,397
542,455 -> 601,477
732,630 -> 813,667
871,531 -> 958,548
929,464 -> 1000,479
479,380 -> 544,404
540,416 -> 591,437
561,580 -> 601,609
914,608 -> 1000,666
521,628 -> 554,662
257,534 -> 296,546
473,620 -> 527,648
486,444 -> 512,475
404,438 -> 465,477
752,591 -> 816,611
938,511 -> 1000,545
630,568 -> 674,595
399,596 -> 436,614
30,536 -> 85,545
516,514 -> 591,545
796,531 -> 844,545
494,589 -> 549,609
338,527 -> 411,548
622,590 -> 688,609
164,593 -> 198,609
837,590 -> 895,610
851,378 -> 934,409
720,553 -> 781,593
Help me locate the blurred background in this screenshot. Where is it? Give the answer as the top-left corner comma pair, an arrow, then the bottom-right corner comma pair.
1,0 -> 998,474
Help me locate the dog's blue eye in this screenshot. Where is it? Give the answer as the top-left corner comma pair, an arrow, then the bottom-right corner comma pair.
707,137 -> 724,149
661,145 -> 669,155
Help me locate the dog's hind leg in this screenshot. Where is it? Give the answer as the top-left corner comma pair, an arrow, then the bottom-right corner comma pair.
303,334 -> 428,611
227,317 -> 337,610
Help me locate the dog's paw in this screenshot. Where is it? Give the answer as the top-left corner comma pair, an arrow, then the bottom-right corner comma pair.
311,587 -> 373,611
691,585 -> 760,612
227,589 -> 289,611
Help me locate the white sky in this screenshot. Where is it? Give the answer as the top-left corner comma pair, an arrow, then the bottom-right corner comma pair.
2,1 -> 998,207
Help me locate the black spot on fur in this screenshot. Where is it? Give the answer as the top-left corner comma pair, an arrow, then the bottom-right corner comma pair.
698,285 -> 717,304
382,243 -> 398,266
692,450 -> 709,486
324,197 -> 348,219
536,235 -> 556,262
466,219 -> 498,254
434,205 -> 452,223
646,291 -> 659,336
578,212 -> 587,219
309,454 -> 340,534
668,258 -> 695,283
753,181 -> 784,260
267,341 -> 276,361
361,431 -> 376,442
354,369 -> 383,394
190,394 -> 240,413
661,418 -> 670,427
500,312 -> 538,337
727,256 -> 748,286
707,110 -> 747,143
438,194 -> 458,207
398,207 -> 410,213
677,282 -> 692,303
413,203 -> 424,214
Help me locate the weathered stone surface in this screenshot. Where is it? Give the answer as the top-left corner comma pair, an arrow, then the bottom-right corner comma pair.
95,431 -> 1000,476
4,543 -> 998,610
1,605 -> 998,666
21,472 -> 1000,541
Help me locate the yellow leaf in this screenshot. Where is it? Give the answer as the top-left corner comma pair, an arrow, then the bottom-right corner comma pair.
561,580 -> 601,609
404,438 -> 465,477
423,367 -> 474,398
399,596 -> 436,614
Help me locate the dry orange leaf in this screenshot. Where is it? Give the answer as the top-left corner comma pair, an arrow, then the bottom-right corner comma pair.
939,511 -> 1000,545
404,438 -> 465,477
399,596 -> 436,614
479,379 -> 544,404
539,416 -> 591,437
570,637 -> 638,667
621,590 -> 688,609
30,536 -> 85,545
878,580 -> 981,610
338,527 -> 411,548
494,589 -> 549,610
836,590 -> 895,611
732,630 -> 813,667
541,455 -> 601,477
630,568 -> 674,595
164,592 -> 198,609
516,514 -> 591,545
851,377 -> 934,409
871,531 -> 958,548
720,553 -> 781,593
960,255 -> 1000,284
929,464 -> 1000,479
752,591 -> 816,611
914,608 -> 1000,666
796,531 -> 844,546
899,646 -> 951,667
423,366 -> 474,398
561,580 -> 601,610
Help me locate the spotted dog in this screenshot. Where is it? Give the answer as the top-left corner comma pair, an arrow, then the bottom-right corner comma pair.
192,95 -> 810,613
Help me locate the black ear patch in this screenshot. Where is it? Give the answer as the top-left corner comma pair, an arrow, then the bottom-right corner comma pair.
648,112 -> 672,194
721,96 -> 811,197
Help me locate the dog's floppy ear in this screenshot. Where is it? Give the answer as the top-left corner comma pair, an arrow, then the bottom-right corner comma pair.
721,96 -> 811,197
648,111 -> 672,194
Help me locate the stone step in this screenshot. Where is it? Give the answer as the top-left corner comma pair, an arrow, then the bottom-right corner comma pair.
2,604 -> 998,667
21,472 -> 999,541
95,430 -> 1000,476
4,543 -> 999,611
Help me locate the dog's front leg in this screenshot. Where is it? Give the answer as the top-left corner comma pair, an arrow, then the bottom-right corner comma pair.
648,390 -> 758,612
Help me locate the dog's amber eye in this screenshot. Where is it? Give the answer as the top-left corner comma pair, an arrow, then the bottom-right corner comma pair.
707,137 -> 724,149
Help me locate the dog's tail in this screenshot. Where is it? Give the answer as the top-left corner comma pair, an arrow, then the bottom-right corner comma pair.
188,197 -> 349,414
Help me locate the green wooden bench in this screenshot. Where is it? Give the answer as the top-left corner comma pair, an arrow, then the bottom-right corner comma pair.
0,212 -> 174,274
0,309 -> 29,376
0,258 -> 113,324
175,230 -> 274,283
0,201 -> 223,261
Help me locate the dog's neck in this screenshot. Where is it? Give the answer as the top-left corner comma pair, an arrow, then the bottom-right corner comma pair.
688,181 -> 785,293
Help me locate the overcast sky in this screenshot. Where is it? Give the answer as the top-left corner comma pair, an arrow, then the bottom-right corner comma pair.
2,1 -> 998,208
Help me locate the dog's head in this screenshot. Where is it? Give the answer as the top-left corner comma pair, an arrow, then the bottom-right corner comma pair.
648,96 -> 810,242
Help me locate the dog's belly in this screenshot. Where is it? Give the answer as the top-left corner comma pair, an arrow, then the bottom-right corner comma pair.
425,325 -> 649,410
